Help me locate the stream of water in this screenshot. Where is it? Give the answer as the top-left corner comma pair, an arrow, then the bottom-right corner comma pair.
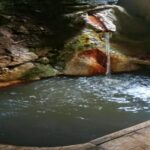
105,32 -> 111,75
0,72 -> 150,147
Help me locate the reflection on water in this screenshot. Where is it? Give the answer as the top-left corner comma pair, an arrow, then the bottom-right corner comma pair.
0,73 -> 150,146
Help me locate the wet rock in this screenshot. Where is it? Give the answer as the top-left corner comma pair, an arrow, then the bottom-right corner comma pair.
0,63 -> 35,82
0,80 -> 22,88
64,48 -> 141,76
58,28 -> 103,70
111,53 -> 140,72
64,49 -> 107,76
61,23 -> 146,76
21,63 -> 58,80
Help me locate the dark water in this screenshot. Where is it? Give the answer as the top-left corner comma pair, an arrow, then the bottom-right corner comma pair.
0,73 -> 150,147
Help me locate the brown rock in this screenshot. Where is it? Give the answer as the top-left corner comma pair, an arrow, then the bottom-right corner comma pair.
111,53 -> 140,73
7,46 -> 38,67
0,80 -> 23,88
87,15 -> 107,31
0,63 -> 35,82
64,49 -> 107,76
0,56 -> 11,68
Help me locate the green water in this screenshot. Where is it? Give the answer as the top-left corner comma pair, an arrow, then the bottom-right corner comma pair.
0,72 -> 150,147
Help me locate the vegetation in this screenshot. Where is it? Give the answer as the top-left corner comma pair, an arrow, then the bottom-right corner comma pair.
21,64 -> 58,80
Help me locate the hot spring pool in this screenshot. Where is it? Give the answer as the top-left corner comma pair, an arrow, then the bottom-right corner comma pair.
0,72 -> 150,147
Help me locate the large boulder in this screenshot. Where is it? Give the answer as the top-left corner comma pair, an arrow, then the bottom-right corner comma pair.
64,49 -> 107,76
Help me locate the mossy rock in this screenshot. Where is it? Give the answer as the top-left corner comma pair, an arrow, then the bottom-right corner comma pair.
21,63 -> 58,80
58,28 -> 103,69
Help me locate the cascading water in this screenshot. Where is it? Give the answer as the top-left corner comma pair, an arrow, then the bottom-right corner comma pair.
104,32 -> 111,76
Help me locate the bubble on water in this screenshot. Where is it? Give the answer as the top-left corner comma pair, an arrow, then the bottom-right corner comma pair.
118,106 -> 145,113
10,92 -> 17,95
29,95 -> 37,99
76,116 -> 86,120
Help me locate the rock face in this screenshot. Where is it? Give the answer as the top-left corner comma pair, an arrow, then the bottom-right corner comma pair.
64,49 -> 107,76
63,4 -> 150,76
0,46 -> 38,68
0,26 -> 38,82
0,63 -> 35,82
0,2 -> 150,87
118,0 -> 150,21
0,15 -> 58,86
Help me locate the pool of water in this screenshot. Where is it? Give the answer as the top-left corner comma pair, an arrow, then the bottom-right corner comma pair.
0,72 -> 150,147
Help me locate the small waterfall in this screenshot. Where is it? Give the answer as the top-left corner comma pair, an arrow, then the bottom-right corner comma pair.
104,32 -> 111,76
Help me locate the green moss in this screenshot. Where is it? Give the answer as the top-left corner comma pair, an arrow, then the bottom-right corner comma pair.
57,28 -> 103,69
64,29 -> 101,52
21,64 -> 58,80
29,48 -> 36,52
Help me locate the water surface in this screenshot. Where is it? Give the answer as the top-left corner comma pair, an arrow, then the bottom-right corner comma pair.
0,72 -> 150,146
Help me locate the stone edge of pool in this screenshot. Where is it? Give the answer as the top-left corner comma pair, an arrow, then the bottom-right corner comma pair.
0,120 -> 150,150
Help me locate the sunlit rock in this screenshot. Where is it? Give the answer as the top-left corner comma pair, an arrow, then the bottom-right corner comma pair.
84,8 -> 116,32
